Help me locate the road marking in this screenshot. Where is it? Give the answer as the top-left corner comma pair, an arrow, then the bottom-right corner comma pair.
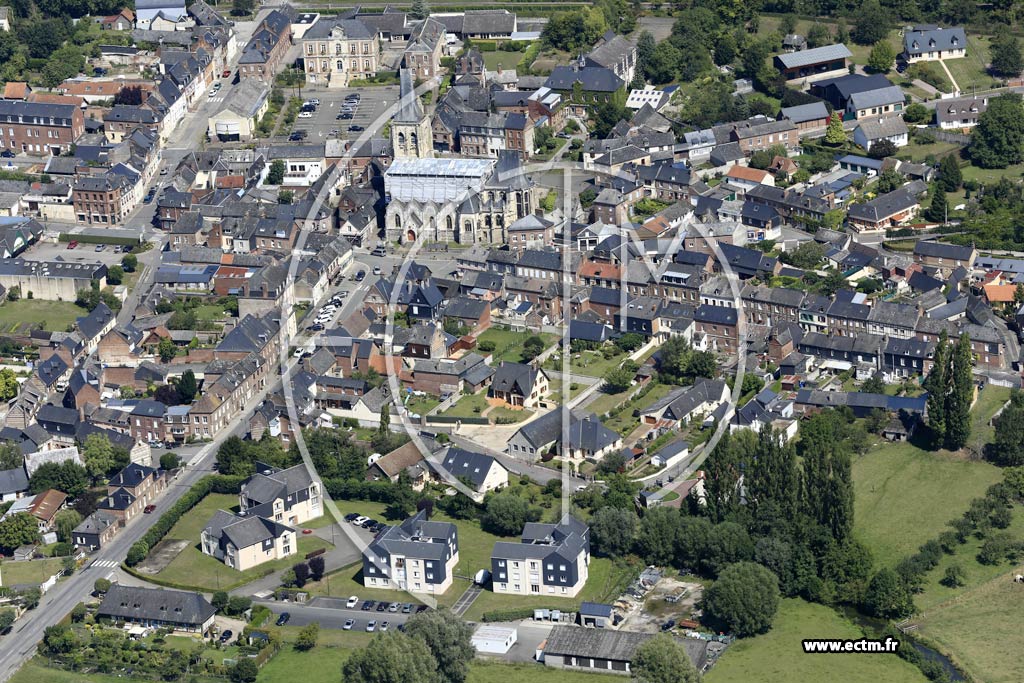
91,559 -> 118,569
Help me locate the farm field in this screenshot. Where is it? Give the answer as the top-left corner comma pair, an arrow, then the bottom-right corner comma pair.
852,442 -> 1002,568
705,599 -> 928,683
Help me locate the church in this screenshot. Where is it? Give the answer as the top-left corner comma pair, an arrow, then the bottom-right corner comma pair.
385,69 -> 540,245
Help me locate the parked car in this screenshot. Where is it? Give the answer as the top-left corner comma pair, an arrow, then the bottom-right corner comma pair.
344,513 -> 360,522
361,518 -> 378,529
346,596 -> 359,608
380,621 -> 389,632
219,630 -> 233,643
276,612 -> 290,626
376,602 -> 388,612
361,600 -> 373,611
388,602 -> 399,613
309,323 -> 325,331
416,605 -> 428,613
372,266 -> 381,275
402,603 -> 413,614
67,241 -> 78,249
223,70 -> 232,78
0,150 -> 14,158
352,515 -> 370,526
661,619 -> 676,632
143,504 -> 156,514
348,125 -> 364,132
366,621 -> 376,632
342,618 -> 354,630
354,271 -> 365,282
95,244 -> 106,252
298,111 -> 313,119
339,112 -> 353,120
371,245 -> 387,257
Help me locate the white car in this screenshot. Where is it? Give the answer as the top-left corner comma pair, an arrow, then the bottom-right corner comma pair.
298,111 -> 313,118
352,515 -> 370,526
346,596 -> 359,608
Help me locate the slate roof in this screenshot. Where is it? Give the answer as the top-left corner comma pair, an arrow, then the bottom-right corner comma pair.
904,26 -> 966,56
98,585 -> 216,627
847,85 -> 906,111
780,102 -> 829,123
368,509 -> 454,563
847,180 -> 927,222
440,446 -> 503,489
857,116 -> 908,140
544,65 -> 624,93
491,361 -> 542,398
0,467 -> 28,495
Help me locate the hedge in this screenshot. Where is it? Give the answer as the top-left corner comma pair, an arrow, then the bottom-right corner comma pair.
58,233 -> 141,246
481,607 -> 540,622
322,477 -> 412,504
126,475 -> 246,567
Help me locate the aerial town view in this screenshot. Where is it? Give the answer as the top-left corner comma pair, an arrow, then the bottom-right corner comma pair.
3,0 -> 1024,681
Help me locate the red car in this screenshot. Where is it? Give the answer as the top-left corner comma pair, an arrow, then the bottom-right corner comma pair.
67,240 -> 78,249
143,504 -> 156,514
222,70 -> 232,78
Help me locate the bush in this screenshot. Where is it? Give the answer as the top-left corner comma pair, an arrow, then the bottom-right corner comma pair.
481,607 -> 537,622
478,340 -> 496,352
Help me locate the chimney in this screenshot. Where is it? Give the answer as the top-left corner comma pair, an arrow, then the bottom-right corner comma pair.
535,207 -> 544,218
497,63 -> 503,75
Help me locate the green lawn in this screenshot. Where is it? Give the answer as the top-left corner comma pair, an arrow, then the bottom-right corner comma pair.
548,347 -> 628,380
967,384 -> 1011,456
895,140 -> 962,164
150,493 -> 331,591
916,563 -> 1024,683
405,395 -> 441,416
476,327 -> 556,364
943,36 -> 1000,93
705,599 -> 928,683
603,383 -> 676,436
0,557 -> 64,586
546,377 -> 587,402
482,49 -> 524,72
258,646 -> 352,683
852,441 -> 1002,568
441,391 -> 491,419
0,300 -> 84,333
961,163 -> 1024,185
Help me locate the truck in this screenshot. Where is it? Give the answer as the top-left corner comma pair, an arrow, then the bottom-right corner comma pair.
474,569 -> 491,586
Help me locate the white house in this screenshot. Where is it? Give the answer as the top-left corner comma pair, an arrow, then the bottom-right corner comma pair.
854,117 -> 909,153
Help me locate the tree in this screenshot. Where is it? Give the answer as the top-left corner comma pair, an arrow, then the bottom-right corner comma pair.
780,241 -> 824,269
799,411 -> 855,542
969,93 -> 1024,169
229,658 -> 258,683
818,270 -> 847,297
105,265 -> 124,286
20,19 -> 66,59
121,253 -> 138,272
0,512 -> 39,552
0,608 -> 15,633
867,41 -> 896,73
635,507 -> 680,566
126,542 -> 147,565
990,29 -> 1024,78
29,461 -> 89,497
94,577 -> 112,595
342,632 -> 439,683
637,30 -> 656,77
309,554 -> 325,581
924,186 -> 948,223
603,366 -> 634,393
591,100 -> 629,140
521,335 -> 546,362
590,507 -> 638,558
82,433 -> 117,479
862,567 -> 914,619
806,23 -> 832,49
227,595 -> 251,616
703,561 -> 780,637
212,590 -> 230,612
926,330 -> 950,447
824,114 -> 847,146
0,441 -> 20,470
903,102 -> 932,124
231,0 -> 254,15
176,369 -> 198,403
852,0 -> 889,45
615,332 -> 644,352
631,633 -> 700,683
158,337 -> 177,363
481,494 -> 535,536
405,609 -> 474,683
267,159 -> 286,185
989,391 -> 1024,466
408,0 -> 429,20
113,85 -> 144,106
5,285 -> 19,302
937,154 -> 963,192
160,452 -> 181,471
941,563 -> 966,588
295,622 -> 319,651
43,624 -> 76,654
54,509 -> 81,543
288,561 -> 309,587
868,139 -> 898,159
945,332 -> 973,450
0,370 -> 18,403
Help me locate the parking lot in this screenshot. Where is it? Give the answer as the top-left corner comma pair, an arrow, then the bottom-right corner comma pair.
262,596 -> 425,631
27,239 -> 131,267
285,85 -> 399,144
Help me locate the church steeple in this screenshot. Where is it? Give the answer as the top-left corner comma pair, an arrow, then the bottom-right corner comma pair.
391,68 -> 433,158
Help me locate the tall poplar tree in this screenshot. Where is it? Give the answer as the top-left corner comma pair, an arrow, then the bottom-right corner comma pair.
945,332 -> 974,450
925,329 -> 949,447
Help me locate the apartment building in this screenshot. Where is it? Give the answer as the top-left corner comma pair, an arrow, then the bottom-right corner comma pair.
491,514 -> 591,598
0,100 -> 84,156
362,510 -> 459,594
239,462 -> 321,527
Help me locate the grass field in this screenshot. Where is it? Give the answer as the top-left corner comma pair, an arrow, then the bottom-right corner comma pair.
943,36 -> 1000,93
0,557 -> 65,586
916,571 -> 1024,683
705,599 -> 928,683
150,493 -> 331,590
0,300 -> 84,333
476,328 -> 557,364
853,441 -> 1002,568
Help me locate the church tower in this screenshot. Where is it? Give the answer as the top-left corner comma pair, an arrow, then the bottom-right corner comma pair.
391,68 -> 433,158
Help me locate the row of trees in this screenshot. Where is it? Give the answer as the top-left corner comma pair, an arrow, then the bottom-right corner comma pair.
924,330 -> 973,451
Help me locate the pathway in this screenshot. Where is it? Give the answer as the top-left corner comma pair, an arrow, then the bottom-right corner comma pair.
938,59 -> 961,94
450,583 -> 483,617
912,78 -> 941,97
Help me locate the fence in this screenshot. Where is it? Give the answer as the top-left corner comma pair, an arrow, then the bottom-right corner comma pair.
930,130 -> 970,145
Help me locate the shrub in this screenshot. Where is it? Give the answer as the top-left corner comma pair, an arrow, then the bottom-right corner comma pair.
481,607 -> 538,622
